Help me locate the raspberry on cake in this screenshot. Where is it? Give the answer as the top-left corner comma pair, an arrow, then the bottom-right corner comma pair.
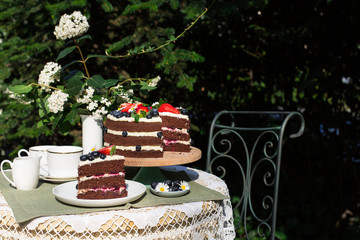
158,103 -> 191,152
77,145 -> 127,199
103,103 -> 164,158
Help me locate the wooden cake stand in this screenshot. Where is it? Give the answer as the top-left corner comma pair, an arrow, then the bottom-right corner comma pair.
125,147 -> 202,185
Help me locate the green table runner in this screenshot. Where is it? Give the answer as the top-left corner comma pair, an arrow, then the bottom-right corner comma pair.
0,170 -> 228,226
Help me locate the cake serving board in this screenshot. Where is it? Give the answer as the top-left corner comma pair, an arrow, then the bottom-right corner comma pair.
124,147 -> 201,186
124,146 -> 201,167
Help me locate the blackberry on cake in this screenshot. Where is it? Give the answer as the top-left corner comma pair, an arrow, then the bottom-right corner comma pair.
77,145 -> 127,199
158,103 -> 191,152
104,103 -> 163,158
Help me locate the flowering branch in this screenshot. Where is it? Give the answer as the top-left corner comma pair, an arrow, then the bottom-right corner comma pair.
105,7 -> 208,58
74,39 -> 91,78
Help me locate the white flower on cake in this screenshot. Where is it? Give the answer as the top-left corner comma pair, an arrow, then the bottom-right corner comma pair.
38,62 -> 61,92
47,90 -> 69,113
54,11 -> 89,40
155,182 -> 169,192
180,181 -> 190,191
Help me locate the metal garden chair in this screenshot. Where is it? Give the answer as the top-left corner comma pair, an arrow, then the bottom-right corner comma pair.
206,111 -> 305,239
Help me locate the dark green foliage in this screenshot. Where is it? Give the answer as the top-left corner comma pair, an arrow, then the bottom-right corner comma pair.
0,0 -> 359,239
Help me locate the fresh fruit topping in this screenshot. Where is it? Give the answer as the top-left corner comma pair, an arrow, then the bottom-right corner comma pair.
122,131 -> 128,137
120,103 -> 142,113
150,108 -> 159,117
100,154 -> 106,159
136,105 -> 149,114
157,132 -> 163,138
80,155 -> 88,161
158,103 -> 180,114
180,108 -> 189,115
151,181 -> 158,189
91,151 -> 100,158
98,145 -> 116,156
87,154 -> 94,161
146,114 -> 153,119
136,145 -> 141,151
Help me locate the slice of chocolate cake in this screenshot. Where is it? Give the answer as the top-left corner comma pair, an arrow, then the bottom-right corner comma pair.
77,146 -> 127,199
104,103 -> 163,158
158,103 -> 191,152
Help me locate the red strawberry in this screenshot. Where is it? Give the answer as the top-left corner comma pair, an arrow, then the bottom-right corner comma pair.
97,145 -> 116,155
158,103 -> 180,114
121,103 -> 142,113
136,105 -> 149,114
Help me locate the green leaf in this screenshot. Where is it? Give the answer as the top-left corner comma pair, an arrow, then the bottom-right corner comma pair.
87,75 -> 105,88
77,34 -> 92,43
100,0 -> 114,12
56,46 -> 76,62
66,107 -> 79,125
139,82 -> 156,91
65,71 -> 85,96
103,79 -> 120,88
8,85 -> 32,94
52,113 -> 63,131
110,145 -> 116,156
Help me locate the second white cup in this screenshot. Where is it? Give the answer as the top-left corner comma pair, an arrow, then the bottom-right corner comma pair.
18,145 -> 56,167
47,146 -> 82,178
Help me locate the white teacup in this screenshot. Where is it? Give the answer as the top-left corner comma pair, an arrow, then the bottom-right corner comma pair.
18,145 -> 56,167
47,146 -> 82,178
1,156 -> 41,190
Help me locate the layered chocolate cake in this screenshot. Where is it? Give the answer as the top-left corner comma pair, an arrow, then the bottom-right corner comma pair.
104,103 -> 163,158
77,146 -> 127,199
158,103 -> 191,152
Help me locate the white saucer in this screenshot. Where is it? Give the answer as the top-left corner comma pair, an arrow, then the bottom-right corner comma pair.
52,180 -> 146,207
39,174 -> 77,183
150,187 -> 190,198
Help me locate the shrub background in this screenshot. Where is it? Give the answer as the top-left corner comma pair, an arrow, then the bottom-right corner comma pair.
0,0 -> 359,239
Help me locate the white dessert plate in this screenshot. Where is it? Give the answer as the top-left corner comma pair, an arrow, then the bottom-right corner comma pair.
53,180 -> 146,207
150,187 -> 190,198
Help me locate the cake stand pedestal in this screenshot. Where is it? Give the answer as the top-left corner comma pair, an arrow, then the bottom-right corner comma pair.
125,147 -> 201,186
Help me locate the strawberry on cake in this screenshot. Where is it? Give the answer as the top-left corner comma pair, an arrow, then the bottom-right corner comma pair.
158,103 -> 191,152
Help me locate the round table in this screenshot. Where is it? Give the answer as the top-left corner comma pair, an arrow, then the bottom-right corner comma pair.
0,166 -> 235,240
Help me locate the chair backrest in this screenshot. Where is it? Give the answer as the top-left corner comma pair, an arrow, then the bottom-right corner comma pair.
206,111 -> 305,239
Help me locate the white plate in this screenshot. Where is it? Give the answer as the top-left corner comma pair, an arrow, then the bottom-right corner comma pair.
52,180 -> 146,207
150,187 -> 190,198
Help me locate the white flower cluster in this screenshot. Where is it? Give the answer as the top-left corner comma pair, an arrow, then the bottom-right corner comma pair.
47,90 -> 69,113
114,85 -> 134,103
76,86 -> 95,104
54,11 -> 89,40
38,62 -> 61,92
148,76 -> 161,87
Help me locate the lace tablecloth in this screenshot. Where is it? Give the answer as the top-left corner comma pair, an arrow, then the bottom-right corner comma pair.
0,166 -> 235,239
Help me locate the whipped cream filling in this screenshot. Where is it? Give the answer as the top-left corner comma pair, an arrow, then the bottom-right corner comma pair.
104,142 -> 163,152
107,114 -> 162,123
78,185 -> 126,194
79,172 -> 125,181
162,139 -> 191,145
161,127 -> 188,134
108,129 -> 160,137
159,112 -> 189,120
79,154 -> 124,166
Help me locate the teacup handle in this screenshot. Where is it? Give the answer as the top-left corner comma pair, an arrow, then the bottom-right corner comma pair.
1,160 -> 15,187
18,149 -> 29,157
